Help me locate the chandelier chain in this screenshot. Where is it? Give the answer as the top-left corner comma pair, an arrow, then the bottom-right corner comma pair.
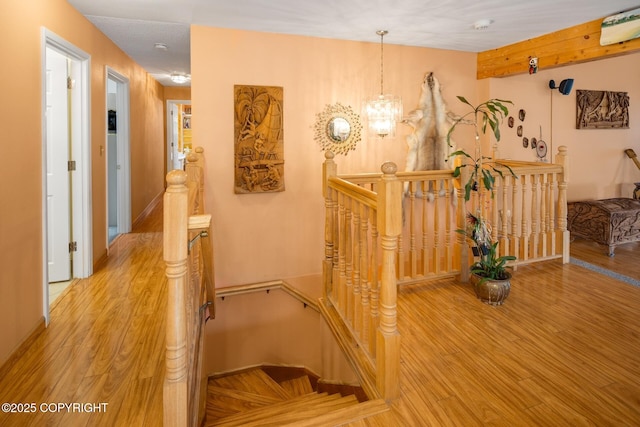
378,30 -> 386,95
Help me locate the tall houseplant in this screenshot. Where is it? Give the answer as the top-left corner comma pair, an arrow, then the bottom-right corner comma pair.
447,96 -> 516,305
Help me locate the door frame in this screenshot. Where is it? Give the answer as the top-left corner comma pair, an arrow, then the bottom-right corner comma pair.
41,28 -> 92,324
166,99 -> 191,173
105,67 -> 131,248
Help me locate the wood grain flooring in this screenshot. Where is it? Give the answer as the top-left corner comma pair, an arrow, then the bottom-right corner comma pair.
0,200 -> 166,427
1,200 -> 639,426
349,236 -> 640,426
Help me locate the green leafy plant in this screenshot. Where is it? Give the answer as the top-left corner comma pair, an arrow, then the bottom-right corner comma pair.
447,96 -> 517,280
459,212 -> 515,282
447,97 -> 515,201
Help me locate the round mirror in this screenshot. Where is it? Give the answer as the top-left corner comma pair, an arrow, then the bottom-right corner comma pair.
327,117 -> 351,142
314,103 -> 362,155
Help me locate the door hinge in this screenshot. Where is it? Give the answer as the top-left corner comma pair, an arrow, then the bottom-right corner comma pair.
69,241 -> 78,253
68,160 -> 76,171
67,77 -> 74,89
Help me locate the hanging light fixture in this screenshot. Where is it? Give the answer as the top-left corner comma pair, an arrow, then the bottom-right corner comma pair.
170,73 -> 191,84
366,30 -> 403,138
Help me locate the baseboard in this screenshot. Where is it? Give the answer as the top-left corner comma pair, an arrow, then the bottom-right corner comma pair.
0,317 -> 46,379
132,191 -> 163,230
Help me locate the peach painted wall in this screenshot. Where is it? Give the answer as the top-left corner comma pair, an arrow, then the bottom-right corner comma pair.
0,0 -> 165,366
191,26 -> 477,290
486,53 -> 640,201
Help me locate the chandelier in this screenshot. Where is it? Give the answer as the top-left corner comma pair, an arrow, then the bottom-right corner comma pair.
365,30 -> 402,138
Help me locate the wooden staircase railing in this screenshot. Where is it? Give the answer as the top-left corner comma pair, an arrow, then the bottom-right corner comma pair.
320,146 -> 569,402
164,147 -> 215,426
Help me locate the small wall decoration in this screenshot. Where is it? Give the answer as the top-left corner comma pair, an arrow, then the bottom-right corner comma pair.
576,90 -> 629,129
313,103 -> 362,155
234,85 -> 284,194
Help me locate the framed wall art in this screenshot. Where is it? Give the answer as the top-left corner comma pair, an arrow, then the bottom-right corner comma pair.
576,89 -> 629,129
234,85 -> 284,194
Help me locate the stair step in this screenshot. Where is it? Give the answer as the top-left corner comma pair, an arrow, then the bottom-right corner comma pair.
208,368 -> 292,401
279,375 -> 314,396
280,398 -> 390,427
209,392 -> 358,427
205,385 -> 284,421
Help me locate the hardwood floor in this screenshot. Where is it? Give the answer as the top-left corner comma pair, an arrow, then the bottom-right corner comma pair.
0,199 -> 166,427
351,238 -> 640,426
1,199 -> 639,426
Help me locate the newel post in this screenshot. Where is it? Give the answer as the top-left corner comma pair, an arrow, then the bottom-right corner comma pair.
163,170 -> 189,427
555,146 -> 570,264
323,151 -> 337,301
376,161 -> 401,401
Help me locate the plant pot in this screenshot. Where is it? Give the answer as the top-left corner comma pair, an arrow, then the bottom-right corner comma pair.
470,272 -> 511,306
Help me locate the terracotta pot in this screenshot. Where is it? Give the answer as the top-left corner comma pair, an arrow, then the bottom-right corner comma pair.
470,272 -> 511,306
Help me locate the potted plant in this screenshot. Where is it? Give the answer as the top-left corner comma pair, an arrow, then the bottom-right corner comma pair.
447,96 -> 516,305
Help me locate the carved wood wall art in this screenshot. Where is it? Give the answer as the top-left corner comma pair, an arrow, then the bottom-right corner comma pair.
234,85 -> 284,194
576,89 -> 629,129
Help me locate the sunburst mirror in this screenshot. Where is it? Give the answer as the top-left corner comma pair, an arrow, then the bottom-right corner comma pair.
313,103 -> 362,155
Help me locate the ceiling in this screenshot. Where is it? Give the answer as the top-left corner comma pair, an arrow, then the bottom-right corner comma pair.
68,0 -> 639,87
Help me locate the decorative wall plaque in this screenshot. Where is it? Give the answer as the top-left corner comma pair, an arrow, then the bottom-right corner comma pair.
234,85 -> 284,193
576,89 -> 629,129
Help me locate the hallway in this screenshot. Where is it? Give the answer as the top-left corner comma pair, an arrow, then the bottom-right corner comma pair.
0,199 -> 166,426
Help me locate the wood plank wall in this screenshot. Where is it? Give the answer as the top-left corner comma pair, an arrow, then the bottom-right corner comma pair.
478,18 -> 640,79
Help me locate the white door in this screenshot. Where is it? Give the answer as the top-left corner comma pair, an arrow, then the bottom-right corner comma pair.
45,47 -> 71,283
171,103 -> 181,170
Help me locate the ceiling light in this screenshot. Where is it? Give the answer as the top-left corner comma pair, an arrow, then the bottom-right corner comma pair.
473,19 -> 493,30
365,30 -> 402,139
154,43 -> 168,50
170,73 -> 190,84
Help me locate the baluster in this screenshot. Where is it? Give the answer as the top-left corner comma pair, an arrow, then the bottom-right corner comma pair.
369,212 -> 379,357
332,188 -> 340,303
444,179 -> 452,272
511,174 -> 520,259
531,174 -> 540,258
338,193 -> 347,312
457,160 -> 469,281
345,197 -> 353,325
550,172 -> 558,256
360,205 -> 370,350
409,180 -> 417,279
491,178 -> 499,246
556,146 -> 570,263
422,180 -> 429,276
540,173 -> 548,257
521,174 -> 529,261
432,182 -> 441,275
353,200 -> 362,337
500,175 -> 510,256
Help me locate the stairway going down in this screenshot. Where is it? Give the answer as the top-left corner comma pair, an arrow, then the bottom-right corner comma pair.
204,366 -> 389,426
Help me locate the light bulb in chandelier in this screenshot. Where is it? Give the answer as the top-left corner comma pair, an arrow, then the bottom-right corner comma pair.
366,94 -> 403,138
366,30 -> 403,139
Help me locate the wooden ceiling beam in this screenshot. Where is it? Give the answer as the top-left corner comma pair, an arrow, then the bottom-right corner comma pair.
477,18 -> 640,79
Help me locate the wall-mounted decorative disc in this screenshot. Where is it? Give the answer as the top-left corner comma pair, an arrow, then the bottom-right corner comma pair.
314,103 -> 362,155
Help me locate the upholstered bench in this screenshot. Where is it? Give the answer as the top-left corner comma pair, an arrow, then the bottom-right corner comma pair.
568,198 -> 640,256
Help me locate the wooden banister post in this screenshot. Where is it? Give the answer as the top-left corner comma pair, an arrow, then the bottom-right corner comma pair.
555,146 -> 570,264
323,151 -> 337,302
163,170 -> 189,427
376,161 -> 401,401
186,147 -> 205,215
